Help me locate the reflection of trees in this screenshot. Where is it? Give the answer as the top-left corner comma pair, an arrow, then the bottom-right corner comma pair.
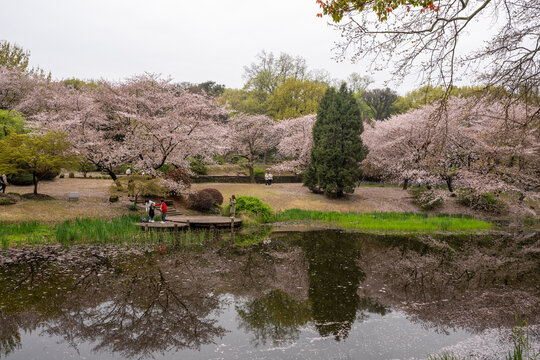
236,290 -> 311,346
303,231 -> 366,341
45,267 -> 226,358
0,252 -> 227,359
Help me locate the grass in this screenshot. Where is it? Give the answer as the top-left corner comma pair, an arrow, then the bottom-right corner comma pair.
0,214 -> 208,248
275,209 -> 493,232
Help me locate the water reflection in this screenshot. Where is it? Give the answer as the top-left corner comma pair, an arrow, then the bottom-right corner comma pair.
0,230 -> 538,359
304,232 -> 366,340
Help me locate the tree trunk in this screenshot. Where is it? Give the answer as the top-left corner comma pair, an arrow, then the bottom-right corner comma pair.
106,169 -> 117,181
248,163 -> 255,184
402,178 -> 409,190
33,173 -> 38,195
445,177 -> 454,193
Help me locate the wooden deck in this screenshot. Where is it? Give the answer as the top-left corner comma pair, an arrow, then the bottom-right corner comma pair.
168,215 -> 242,228
135,222 -> 189,230
135,216 -> 242,230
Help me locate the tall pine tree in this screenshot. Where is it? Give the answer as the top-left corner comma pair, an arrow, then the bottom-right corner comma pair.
303,84 -> 367,197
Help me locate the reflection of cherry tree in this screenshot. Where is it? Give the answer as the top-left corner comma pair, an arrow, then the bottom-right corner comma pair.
45,266 -> 226,358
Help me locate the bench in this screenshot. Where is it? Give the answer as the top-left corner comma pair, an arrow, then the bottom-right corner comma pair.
68,192 -> 79,201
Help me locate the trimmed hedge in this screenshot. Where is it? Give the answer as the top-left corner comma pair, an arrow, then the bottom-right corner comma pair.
188,191 -> 215,212
199,188 -> 224,205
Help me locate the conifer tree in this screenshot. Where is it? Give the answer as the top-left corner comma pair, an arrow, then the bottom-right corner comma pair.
303,84 -> 366,197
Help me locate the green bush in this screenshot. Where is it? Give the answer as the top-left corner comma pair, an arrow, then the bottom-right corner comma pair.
109,194 -> 119,203
68,172 -> 75,178
457,188 -> 507,214
7,173 -> 34,186
409,187 -> 443,210
213,155 -> 225,165
223,195 -> 274,223
189,157 -> 208,175
129,204 -> 138,211
0,196 -> 16,205
254,168 -> 265,177
59,173 -> 65,178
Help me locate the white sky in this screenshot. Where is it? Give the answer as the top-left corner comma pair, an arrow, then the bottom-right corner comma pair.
1,0 -> 493,94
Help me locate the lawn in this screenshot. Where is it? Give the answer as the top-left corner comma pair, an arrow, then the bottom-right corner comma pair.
275,209 -> 493,232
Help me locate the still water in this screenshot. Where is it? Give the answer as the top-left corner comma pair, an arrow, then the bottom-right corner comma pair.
0,230 -> 538,359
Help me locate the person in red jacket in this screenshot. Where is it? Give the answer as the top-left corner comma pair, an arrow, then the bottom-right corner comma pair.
155,199 -> 168,223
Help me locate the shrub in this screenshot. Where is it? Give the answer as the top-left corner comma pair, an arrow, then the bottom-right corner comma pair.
188,191 -> 215,212
129,204 -> 138,211
199,188 -> 224,205
41,169 -> 60,180
59,173 -> 65,178
213,155 -> 225,165
457,188 -> 507,214
189,157 -> 208,175
102,175 -> 108,179
254,168 -> 265,177
7,173 -> 34,186
164,168 -> 191,188
109,194 -> 119,203
68,172 -> 75,178
0,196 -> 16,205
130,177 -> 166,203
223,195 -> 274,223
409,187 -> 443,210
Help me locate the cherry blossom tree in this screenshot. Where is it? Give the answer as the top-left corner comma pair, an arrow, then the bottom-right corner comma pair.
20,79 -> 135,180
0,66 -> 36,110
22,73 -> 229,187
362,96 -> 539,192
112,74 -> 229,175
228,114 -> 279,183
272,115 -> 316,174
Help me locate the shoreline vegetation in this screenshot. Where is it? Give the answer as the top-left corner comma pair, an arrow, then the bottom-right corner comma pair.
1,210 -> 495,248
275,209 -> 493,233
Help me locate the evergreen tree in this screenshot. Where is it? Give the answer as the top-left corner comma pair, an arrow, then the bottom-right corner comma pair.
303,84 -> 367,197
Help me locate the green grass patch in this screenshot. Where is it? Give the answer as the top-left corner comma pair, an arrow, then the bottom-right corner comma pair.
0,215 -> 218,249
54,214 -> 141,244
0,221 -> 53,248
275,209 -> 493,232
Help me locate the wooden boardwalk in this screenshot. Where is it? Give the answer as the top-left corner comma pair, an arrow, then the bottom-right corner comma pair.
136,216 -> 242,230
168,215 -> 242,228
135,222 -> 189,231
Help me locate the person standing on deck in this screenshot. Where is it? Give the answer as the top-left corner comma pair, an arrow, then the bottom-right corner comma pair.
229,195 -> 236,219
155,199 -> 168,223
146,200 -> 155,223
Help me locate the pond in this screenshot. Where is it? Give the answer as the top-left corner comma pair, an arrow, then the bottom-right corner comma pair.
0,230 -> 538,359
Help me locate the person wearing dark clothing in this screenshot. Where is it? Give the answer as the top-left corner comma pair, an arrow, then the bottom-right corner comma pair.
0,174 -> 6,193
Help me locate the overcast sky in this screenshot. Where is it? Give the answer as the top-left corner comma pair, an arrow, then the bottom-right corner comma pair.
1,0 -> 492,94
